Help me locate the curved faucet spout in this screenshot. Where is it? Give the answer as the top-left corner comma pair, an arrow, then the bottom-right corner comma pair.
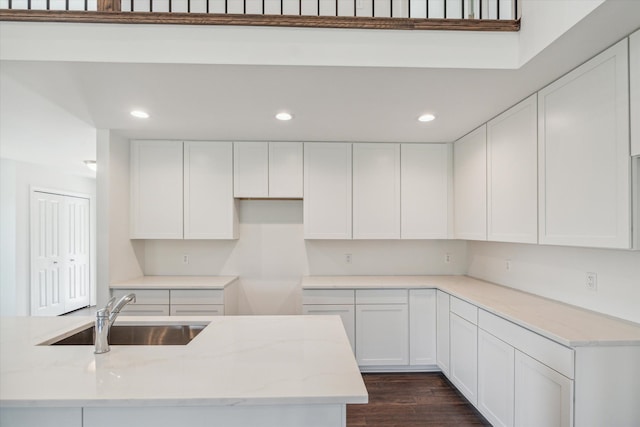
109,293 -> 137,325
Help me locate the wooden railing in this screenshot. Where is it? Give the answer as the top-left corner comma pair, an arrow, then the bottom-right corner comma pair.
0,0 -> 520,30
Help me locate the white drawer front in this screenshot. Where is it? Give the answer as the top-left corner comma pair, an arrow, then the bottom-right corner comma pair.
356,289 -> 408,305
302,289 -> 355,305
120,304 -> 170,316
170,304 -> 224,316
171,289 -> 224,305
479,310 -> 574,379
112,289 -> 169,305
450,296 -> 478,325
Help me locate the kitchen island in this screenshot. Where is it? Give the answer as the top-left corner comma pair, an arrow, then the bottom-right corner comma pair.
0,315 -> 367,427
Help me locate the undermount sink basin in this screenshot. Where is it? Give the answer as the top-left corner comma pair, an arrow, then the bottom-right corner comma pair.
49,324 -> 207,346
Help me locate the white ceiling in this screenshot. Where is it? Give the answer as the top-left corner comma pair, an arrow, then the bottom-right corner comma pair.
0,0 -> 639,176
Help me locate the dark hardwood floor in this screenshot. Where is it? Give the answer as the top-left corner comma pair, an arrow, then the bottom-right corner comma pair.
347,373 -> 491,427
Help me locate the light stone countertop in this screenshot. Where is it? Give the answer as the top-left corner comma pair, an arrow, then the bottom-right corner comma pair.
302,275 -> 640,347
110,275 -> 238,289
0,315 -> 367,408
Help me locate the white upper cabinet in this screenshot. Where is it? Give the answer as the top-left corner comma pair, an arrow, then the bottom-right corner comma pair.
234,142 -> 303,198
401,144 -> 451,239
131,140 -> 237,240
269,142 -> 303,198
487,94 -> 538,244
304,143 -> 352,239
130,140 -> 184,239
233,142 -> 269,198
184,141 -> 238,239
353,143 -> 401,239
454,125 -> 487,240
538,39 -> 631,249
631,30 -> 640,157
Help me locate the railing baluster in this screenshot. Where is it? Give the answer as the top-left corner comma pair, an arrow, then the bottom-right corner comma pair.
46,0 -> 50,10
225,0 -> 227,14
317,0 -> 319,15
496,0 -> 500,19
206,0 -> 209,13
84,0 -> 88,11
426,0 -> 428,18
27,0 -> 31,10
443,0 -> 447,18
243,0 -> 245,15
299,0 -> 301,15
169,0 -> 172,12
65,0 -> 69,10
262,0 -> 265,15
460,0 -> 463,18
514,0 -> 517,19
188,0 -> 191,13
280,0 -> 283,15
150,0 -> 153,13
335,0 -> 337,17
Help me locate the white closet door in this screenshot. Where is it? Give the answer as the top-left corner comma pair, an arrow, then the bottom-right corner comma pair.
31,192 -> 66,316
64,197 -> 91,312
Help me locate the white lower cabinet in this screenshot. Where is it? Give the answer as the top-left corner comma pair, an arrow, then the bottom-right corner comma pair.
408,289 -> 436,366
449,312 -> 478,406
302,304 -> 356,353
356,303 -> 408,366
478,329 -> 514,427
303,288 -> 433,369
436,290 -> 450,376
112,288 -> 232,316
514,350 -> 573,427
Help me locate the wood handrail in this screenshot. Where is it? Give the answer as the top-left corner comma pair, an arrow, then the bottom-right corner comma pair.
0,9 -> 520,31
97,0 -> 121,12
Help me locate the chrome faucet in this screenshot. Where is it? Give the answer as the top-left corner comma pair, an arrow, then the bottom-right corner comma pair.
94,293 -> 136,354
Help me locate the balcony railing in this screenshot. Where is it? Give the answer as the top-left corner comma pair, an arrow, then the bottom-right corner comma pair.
0,0 -> 520,30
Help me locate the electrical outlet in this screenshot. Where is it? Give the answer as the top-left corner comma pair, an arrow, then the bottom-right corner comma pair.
445,253 -> 452,264
586,272 -> 597,291
183,254 -> 189,265
505,259 -> 512,272
345,254 -> 352,264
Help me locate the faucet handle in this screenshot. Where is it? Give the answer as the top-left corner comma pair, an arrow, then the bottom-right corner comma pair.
96,307 -> 109,318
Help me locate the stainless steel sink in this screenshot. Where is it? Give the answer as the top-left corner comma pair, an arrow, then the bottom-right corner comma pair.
49,324 -> 206,346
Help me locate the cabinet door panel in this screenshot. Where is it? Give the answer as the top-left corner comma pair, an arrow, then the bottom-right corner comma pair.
269,142 -> 303,198
353,143 -> 400,239
631,30 -> 640,157
130,140 -> 183,239
515,350 -> 573,427
454,126 -> 487,241
185,141 -> 237,239
450,313 -> 478,405
303,143 -> 352,239
487,94 -> 538,244
478,329 -> 515,427
401,144 -> 451,239
538,39 -> 630,248
409,289 -> 437,366
356,304 -> 408,366
233,142 -> 268,198
436,291 -> 451,376
303,304 -> 355,353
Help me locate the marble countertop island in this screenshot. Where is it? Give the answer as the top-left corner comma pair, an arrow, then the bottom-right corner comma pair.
0,314 -> 367,424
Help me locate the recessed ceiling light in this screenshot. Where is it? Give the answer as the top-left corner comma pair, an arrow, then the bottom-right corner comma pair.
275,112 -> 293,121
84,160 -> 97,172
418,113 -> 436,122
130,110 -> 150,119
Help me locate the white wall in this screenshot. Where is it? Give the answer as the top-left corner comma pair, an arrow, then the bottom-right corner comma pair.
143,200 -> 467,315
466,241 -> 640,324
0,158 -> 96,316
96,130 -> 144,308
0,159 -> 17,316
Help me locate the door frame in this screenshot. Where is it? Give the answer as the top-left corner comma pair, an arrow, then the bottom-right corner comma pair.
30,186 -> 97,314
